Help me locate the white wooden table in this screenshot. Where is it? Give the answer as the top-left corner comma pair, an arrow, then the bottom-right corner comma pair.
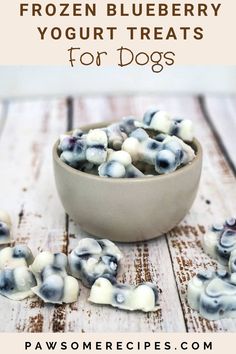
0,95 -> 235,332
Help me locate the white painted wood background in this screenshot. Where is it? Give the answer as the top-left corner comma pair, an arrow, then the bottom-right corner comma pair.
0,95 -> 235,332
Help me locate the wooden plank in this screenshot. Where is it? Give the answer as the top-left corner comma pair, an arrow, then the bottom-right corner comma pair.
203,95 -> 236,171
67,96 -> 186,332
0,98 -> 68,332
131,95 -> 236,332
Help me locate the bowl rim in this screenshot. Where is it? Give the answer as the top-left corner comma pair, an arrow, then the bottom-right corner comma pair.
53,121 -> 203,183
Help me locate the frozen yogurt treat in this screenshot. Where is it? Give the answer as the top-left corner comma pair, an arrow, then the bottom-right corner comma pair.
0,245 -> 34,269
89,275 -> 159,312
31,251 -> 79,304
188,270 -> 236,320
203,217 -> 236,267
69,238 -> 123,287
0,210 -> 12,245
0,266 -> 36,300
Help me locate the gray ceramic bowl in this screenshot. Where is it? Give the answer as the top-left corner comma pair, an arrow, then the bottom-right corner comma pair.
53,122 -> 202,242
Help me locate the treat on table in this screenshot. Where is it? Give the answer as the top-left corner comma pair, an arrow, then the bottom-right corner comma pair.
137,108 -> 194,142
69,238 -> 123,287
88,275 -> 159,312
187,269 -> 236,320
0,245 -> 34,269
58,108 -> 196,177
98,150 -> 144,178
0,210 -> 12,245
86,129 -> 108,165
203,217 -> 236,266
30,251 -> 79,304
0,266 -> 36,301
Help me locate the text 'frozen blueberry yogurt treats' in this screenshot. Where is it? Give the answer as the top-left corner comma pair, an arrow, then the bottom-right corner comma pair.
57,108 -> 196,177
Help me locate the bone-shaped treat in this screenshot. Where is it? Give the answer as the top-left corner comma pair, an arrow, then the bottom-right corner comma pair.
187,270 -> 236,320
69,238 -> 123,287
98,150 -> 144,178
119,117 -> 138,135
155,135 -> 195,174
138,108 -> 194,142
86,129 -> 108,165
88,275 -> 159,312
203,217 -> 236,267
0,266 -> 36,301
122,129 -> 162,165
0,210 -> 12,245
59,135 -> 87,168
122,130 -> 195,174
103,123 -> 127,150
0,245 -> 34,269
30,252 -> 79,304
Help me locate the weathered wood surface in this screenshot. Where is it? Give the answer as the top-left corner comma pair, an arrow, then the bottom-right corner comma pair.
0,95 -> 235,333
203,95 -> 236,172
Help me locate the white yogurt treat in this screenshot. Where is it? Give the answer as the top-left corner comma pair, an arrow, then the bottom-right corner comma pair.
59,135 -> 87,168
88,275 -> 159,312
119,117 -> 138,135
122,130 -> 195,174
0,210 -> 12,245
86,129 -> 108,164
98,150 -> 144,178
31,252 -> 79,304
163,135 -> 195,165
140,108 -> 194,142
203,217 -> 236,267
187,270 -> 236,320
69,238 -> 123,287
0,245 -> 34,269
103,123 -> 127,150
0,266 -> 36,301
122,134 -> 162,165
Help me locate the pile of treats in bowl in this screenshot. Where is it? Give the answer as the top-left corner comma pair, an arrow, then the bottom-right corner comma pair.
0,210 -> 158,312
58,108 -> 196,177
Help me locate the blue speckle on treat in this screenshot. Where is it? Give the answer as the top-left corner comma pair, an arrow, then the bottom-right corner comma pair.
12,245 -> 28,258
143,109 -> 158,126
40,282 -> 63,301
0,269 -> 15,292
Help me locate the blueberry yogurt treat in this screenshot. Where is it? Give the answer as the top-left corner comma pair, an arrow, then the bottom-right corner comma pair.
57,108 -> 196,177
0,210 -> 12,245
68,238 -> 123,287
137,108 -> 194,142
0,266 -> 36,301
88,275 -> 159,312
203,217 -> 236,267
0,245 -> 34,269
0,245 -> 36,300
30,251 -> 79,304
187,270 -> 236,320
